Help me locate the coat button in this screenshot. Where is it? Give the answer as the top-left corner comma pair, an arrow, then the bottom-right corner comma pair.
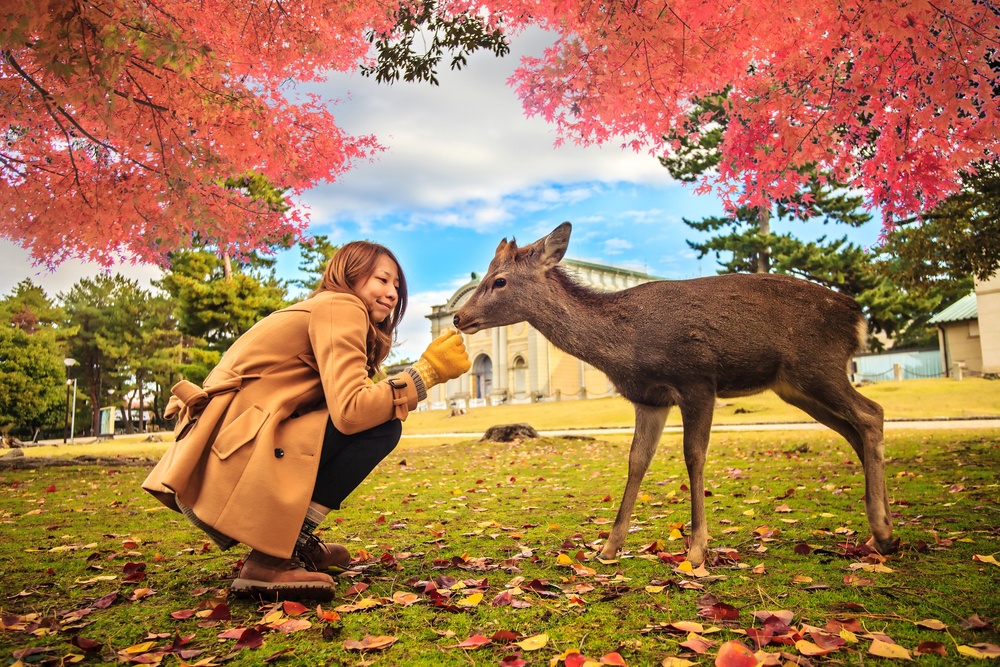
274,448 -> 284,458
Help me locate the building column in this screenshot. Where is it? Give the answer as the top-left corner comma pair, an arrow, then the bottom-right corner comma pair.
527,329 -> 540,396
496,327 -> 508,395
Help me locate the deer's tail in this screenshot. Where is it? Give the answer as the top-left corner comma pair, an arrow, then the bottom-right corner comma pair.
854,315 -> 870,354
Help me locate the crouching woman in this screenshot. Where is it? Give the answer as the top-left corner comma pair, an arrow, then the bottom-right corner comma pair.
142,241 -> 471,600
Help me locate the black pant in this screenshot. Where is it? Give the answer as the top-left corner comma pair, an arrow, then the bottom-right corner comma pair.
310,418 -> 402,510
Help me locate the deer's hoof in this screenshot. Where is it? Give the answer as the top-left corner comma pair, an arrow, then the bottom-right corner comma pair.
598,546 -> 618,560
866,535 -> 899,555
685,546 -> 707,567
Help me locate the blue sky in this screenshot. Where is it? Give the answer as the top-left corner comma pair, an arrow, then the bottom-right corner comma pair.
1,28 -> 883,362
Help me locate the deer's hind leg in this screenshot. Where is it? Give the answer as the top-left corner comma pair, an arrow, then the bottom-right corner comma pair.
773,377 -> 895,554
600,403 -> 670,560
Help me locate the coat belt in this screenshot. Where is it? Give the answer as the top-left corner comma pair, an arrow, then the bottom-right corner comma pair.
164,375 -> 257,421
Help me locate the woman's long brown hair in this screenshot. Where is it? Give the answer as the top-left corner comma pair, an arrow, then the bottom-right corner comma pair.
311,241 -> 407,376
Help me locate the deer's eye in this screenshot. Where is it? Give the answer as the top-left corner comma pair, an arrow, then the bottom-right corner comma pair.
493,277 -> 507,289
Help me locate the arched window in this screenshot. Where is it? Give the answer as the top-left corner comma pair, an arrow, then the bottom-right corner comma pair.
512,355 -> 527,396
473,354 -> 493,399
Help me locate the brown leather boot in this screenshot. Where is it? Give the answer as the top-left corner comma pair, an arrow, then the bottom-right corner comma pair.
231,549 -> 336,601
294,533 -> 351,572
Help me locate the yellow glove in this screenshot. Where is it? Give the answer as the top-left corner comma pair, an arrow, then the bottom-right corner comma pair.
411,330 -> 471,388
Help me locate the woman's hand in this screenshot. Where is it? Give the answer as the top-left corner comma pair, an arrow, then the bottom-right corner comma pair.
411,330 -> 471,388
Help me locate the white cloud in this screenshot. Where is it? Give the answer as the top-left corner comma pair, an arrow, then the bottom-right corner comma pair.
298,28 -> 675,231
604,238 -> 633,255
0,243 -> 163,299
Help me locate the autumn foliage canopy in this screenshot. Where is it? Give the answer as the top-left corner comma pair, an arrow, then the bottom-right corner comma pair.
1,0 -> 388,266
489,0 -> 1000,217
2,0 -> 998,265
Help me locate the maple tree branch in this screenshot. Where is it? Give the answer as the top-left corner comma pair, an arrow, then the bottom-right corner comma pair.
641,40 -> 670,111
0,152 -> 67,179
2,48 -> 85,195
927,3 -> 1000,45
39,95 -> 89,203
3,50 -> 156,176
139,0 -> 183,26
111,89 -> 171,112
125,69 -> 170,174
935,12 -> 975,84
658,2 -> 722,54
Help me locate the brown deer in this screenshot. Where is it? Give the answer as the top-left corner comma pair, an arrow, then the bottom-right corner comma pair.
453,222 -> 896,565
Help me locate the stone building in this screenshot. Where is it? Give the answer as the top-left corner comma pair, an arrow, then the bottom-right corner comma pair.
424,259 -> 657,408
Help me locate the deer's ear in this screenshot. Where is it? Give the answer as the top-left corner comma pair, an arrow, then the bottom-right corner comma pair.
540,222 -> 571,268
494,237 -> 518,262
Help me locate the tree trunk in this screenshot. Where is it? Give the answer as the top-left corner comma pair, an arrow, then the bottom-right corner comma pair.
756,205 -> 771,274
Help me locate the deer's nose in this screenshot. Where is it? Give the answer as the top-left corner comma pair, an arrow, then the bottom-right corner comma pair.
452,314 -> 461,327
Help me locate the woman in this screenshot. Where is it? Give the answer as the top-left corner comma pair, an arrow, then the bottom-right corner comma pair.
143,242 -> 471,600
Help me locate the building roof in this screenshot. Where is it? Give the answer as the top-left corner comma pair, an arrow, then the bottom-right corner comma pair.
928,293 -> 978,324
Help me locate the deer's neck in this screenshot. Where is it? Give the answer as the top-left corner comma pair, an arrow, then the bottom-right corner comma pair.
527,269 -> 624,367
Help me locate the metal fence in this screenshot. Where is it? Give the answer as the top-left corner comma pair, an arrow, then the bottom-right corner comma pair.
851,348 -> 942,382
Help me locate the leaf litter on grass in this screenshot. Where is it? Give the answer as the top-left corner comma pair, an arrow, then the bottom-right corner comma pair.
1,429 -> 999,665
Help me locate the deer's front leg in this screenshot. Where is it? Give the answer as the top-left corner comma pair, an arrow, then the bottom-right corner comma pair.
679,391 -> 716,566
600,403 -> 669,560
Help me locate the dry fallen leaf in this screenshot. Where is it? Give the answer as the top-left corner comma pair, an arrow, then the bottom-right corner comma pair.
445,634 -> 492,649
679,633 -> 713,654
390,591 -> 420,606
315,605 -> 340,623
715,639 -> 758,667
282,601 -> 308,616
795,639 -> 839,656
457,592 -> 483,607
869,639 -> 912,660
660,658 -> 697,667
118,641 -> 157,656
272,619 -> 311,634
343,635 -> 398,651
515,633 -> 549,651
914,619 -> 947,630
958,643 -> 1000,659
916,641 -> 947,656
235,627 -> 264,650
849,562 -> 894,573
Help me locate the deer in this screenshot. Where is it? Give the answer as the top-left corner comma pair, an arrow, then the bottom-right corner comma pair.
453,222 -> 896,566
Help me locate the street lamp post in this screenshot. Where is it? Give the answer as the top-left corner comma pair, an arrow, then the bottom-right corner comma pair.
63,358 -> 78,445
106,389 -> 115,437
68,378 -> 78,444
64,380 -> 71,444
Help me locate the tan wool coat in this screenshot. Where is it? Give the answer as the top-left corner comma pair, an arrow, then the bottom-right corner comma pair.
142,292 -> 420,557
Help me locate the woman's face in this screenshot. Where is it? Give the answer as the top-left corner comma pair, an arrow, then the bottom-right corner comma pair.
356,254 -> 400,324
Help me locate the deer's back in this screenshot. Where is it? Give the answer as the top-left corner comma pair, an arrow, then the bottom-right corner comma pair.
604,273 -> 864,403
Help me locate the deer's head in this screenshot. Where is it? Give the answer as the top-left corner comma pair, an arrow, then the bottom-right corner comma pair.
453,222 -> 572,334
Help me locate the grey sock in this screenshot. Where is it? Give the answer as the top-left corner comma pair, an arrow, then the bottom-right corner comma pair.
176,498 -> 237,551
303,505 -> 326,532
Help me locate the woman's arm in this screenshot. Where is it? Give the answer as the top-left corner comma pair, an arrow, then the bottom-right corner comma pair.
309,293 -> 419,433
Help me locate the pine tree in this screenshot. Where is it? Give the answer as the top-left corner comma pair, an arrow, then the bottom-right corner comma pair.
156,248 -> 290,384
661,93 -> 969,348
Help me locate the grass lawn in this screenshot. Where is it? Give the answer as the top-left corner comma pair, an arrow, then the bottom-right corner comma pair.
401,378 -> 1000,435
2,404 -> 999,665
